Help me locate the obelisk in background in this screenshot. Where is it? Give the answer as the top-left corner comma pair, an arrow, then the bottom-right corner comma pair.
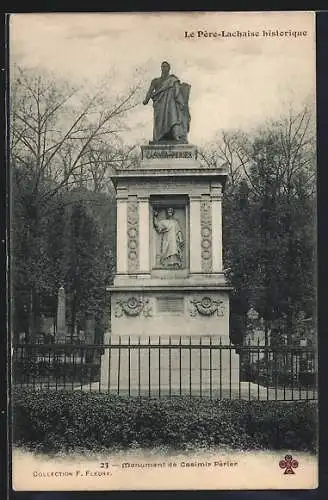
56,285 -> 67,342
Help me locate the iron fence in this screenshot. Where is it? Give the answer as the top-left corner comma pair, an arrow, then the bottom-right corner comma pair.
12,337 -> 317,401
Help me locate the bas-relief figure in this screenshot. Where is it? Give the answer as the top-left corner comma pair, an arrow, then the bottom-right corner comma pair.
153,207 -> 184,269
143,61 -> 191,143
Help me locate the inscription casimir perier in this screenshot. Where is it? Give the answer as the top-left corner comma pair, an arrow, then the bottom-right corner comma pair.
143,61 -> 191,143
153,207 -> 184,269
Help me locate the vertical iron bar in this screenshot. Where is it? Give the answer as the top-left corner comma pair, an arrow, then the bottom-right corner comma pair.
12,347 -> 15,385
229,340 -> 232,400
80,347 -> 83,391
23,347 -> 26,387
24,347 -> 27,388
219,337 -> 222,400
88,346 -> 92,392
48,349 -> 51,391
189,336 -> 192,398
73,346 -> 78,389
238,341 -> 241,400
248,339 -> 251,401
72,349 -> 75,391
313,349 -> 316,400
179,336 -> 182,396
257,338 -> 260,401
117,336 -> 121,396
209,337 -> 212,401
13,347 -> 16,387
169,336 -> 172,399
17,347 -> 20,387
22,347 -> 24,387
55,348 -> 58,392
128,336 -> 131,398
20,347 -> 22,386
14,347 -> 16,386
199,337 -> 202,399
274,348 -> 278,401
16,347 -> 19,387
107,337 -> 112,394
32,346 -> 36,390
64,349 -> 67,390
305,348 -> 309,400
283,348 -> 286,401
138,337 -> 141,398
27,346 -> 30,387
291,350 -> 294,401
298,349 -> 302,401
39,350 -> 43,391
22,347 -> 25,388
97,346 -> 101,393
158,336 -> 161,399
266,348 -> 269,401
30,347 -> 33,390
148,336 -> 151,398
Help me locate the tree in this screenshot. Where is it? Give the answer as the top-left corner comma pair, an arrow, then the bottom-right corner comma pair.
11,64 -> 139,207
11,64 -> 139,338
199,104 -> 316,345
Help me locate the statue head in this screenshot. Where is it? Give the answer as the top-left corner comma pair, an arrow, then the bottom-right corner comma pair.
161,61 -> 171,77
166,207 -> 175,218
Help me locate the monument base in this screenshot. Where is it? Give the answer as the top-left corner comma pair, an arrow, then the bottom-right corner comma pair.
100,334 -> 240,395
109,286 -> 230,337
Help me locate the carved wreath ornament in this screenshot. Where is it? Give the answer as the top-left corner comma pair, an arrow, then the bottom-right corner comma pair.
114,297 -> 152,318
189,296 -> 224,317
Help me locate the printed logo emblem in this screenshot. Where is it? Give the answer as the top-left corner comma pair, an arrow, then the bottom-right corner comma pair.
279,454 -> 299,474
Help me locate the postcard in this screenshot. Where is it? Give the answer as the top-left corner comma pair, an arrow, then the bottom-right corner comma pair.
10,11 -> 317,491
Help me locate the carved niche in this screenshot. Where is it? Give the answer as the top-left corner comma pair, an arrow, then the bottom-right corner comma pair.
152,204 -> 187,270
200,195 -> 212,273
127,198 -> 139,273
189,296 -> 224,317
114,296 -> 153,318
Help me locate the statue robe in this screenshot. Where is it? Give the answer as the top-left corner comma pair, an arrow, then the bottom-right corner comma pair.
151,75 -> 190,142
155,217 -> 184,266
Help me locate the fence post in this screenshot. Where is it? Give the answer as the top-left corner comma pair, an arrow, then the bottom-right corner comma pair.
159,336 -> 161,399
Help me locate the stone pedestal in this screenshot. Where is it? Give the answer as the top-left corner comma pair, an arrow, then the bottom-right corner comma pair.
100,334 -> 239,395
100,143 -> 239,390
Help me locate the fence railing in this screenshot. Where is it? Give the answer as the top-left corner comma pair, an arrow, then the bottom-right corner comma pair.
12,337 -> 318,401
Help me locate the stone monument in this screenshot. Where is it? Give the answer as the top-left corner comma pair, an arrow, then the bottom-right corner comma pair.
100,62 -> 239,393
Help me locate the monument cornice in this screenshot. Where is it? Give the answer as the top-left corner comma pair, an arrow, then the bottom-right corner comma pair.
137,194 -> 150,201
116,186 -> 128,200
112,168 -> 228,181
107,285 -> 233,292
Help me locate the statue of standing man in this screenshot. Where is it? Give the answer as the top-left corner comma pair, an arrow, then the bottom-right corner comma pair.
143,61 -> 191,143
153,207 -> 184,269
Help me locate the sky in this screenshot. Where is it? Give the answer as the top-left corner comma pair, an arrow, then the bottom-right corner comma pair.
10,11 -> 316,146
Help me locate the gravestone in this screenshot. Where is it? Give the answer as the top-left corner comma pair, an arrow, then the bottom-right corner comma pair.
56,286 -> 67,343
